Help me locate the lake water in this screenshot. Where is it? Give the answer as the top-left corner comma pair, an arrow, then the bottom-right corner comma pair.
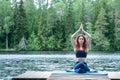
0,51 -> 120,80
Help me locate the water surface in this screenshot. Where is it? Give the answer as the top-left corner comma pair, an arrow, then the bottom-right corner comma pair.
0,51 -> 120,80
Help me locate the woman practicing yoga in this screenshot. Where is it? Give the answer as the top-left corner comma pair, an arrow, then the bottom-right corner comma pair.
71,24 -> 91,73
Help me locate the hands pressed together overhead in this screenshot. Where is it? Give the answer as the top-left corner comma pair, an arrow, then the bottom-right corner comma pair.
79,24 -> 84,32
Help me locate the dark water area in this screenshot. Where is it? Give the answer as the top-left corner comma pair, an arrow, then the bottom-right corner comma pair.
0,51 -> 120,80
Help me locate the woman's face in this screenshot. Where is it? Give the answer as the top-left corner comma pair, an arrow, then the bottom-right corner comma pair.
78,36 -> 84,44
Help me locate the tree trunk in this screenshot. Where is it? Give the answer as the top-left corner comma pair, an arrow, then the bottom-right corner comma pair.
114,9 -> 118,38
6,34 -> 8,50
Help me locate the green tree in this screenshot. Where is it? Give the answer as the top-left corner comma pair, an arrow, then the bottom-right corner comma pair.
27,32 -> 40,50
18,36 -> 27,50
114,0 -> 120,51
37,1 -> 65,50
37,0 -> 48,50
93,7 -> 109,51
13,0 -> 27,48
0,0 -> 13,49
24,0 -> 40,36
3,16 -> 13,49
51,1 -> 66,50
64,0 -> 75,50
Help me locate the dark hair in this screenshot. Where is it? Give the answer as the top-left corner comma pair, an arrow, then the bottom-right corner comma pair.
75,35 -> 88,51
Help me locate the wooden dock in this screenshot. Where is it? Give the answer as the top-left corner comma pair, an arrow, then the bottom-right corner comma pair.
48,73 -> 109,80
12,71 -> 52,80
12,71 -> 120,80
108,72 -> 120,80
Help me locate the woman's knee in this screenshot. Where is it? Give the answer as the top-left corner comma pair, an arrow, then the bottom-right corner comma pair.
74,62 -> 84,69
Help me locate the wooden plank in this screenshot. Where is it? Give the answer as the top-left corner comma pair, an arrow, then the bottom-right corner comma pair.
108,72 -> 120,80
48,73 -> 110,80
12,71 -> 52,80
12,71 -> 110,80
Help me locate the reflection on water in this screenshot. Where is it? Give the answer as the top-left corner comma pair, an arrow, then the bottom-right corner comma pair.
0,52 -> 120,79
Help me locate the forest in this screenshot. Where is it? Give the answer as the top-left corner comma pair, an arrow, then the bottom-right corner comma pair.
0,0 -> 120,51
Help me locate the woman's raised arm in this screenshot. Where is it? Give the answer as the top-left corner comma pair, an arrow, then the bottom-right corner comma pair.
71,29 -> 80,49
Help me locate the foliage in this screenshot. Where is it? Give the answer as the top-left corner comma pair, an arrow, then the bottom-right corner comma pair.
93,7 -> 109,51
0,0 -> 13,49
13,0 -> 27,46
0,0 -> 119,51
27,32 -> 40,50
